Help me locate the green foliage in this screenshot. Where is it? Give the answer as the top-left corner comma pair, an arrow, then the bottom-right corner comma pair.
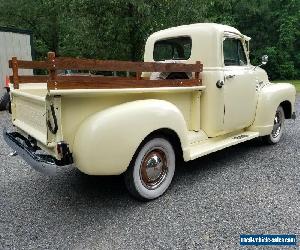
0,0 -> 299,79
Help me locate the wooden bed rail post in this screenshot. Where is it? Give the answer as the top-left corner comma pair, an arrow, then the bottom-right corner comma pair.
11,57 -> 19,89
195,61 -> 201,80
136,71 -> 141,80
47,52 -> 57,90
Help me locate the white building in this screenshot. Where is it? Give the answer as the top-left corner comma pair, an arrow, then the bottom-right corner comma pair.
0,27 -> 33,90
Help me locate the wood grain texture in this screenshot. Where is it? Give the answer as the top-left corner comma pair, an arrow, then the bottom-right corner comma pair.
11,57 -> 19,89
54,57 -> 203,73
47,52 -> 57,90
19,75 -> 48,83
9,52 -> 203,90
9,60 -> 48,69
49,77 -> 201,90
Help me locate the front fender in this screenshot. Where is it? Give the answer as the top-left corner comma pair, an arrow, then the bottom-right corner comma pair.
73,99 -> 189,175
248,83 -> 296,135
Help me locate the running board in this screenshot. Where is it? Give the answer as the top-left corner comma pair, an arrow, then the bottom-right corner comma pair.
187,131 -> 259,161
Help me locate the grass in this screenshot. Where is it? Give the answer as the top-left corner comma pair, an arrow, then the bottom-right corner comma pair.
272,80 -> 300,92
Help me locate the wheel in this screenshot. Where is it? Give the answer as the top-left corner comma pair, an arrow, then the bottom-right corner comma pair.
0,92 -> 10,111
124,137 -> 175,201
262,106 -> 285,144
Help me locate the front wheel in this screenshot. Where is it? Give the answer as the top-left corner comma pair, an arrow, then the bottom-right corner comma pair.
124,137 -> 175,201
262,106 -> 285,144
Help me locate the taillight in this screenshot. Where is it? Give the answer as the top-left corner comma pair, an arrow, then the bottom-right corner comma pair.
5,75 -> 10,88
56,141 -> 73,165
56,142 -> 66,158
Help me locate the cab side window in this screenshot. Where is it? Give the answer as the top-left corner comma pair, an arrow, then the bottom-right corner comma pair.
223,38 -> 247,66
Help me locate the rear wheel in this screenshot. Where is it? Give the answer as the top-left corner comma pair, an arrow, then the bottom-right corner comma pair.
262,106 -> 285,144
124,137 -> 175,201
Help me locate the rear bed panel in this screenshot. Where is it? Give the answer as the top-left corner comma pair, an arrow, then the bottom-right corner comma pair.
11,90 -> 47,145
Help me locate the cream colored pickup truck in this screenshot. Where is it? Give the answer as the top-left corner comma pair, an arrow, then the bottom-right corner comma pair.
4,23 -> 296,200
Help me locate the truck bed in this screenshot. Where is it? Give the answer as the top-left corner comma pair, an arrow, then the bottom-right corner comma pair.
8,53 -> 204,164
12,83 -> 205,147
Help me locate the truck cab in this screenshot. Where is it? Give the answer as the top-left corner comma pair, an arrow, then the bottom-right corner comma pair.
144,23 -> 293,138
4,23 -> 296,200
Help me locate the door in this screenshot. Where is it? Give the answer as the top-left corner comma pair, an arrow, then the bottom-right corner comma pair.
222,36 -> 258,132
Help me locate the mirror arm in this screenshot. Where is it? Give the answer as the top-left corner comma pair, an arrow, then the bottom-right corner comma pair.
253,55 -> 268,71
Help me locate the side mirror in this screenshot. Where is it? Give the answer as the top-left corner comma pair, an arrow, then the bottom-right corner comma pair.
261,55 -> 268,65
254,54 -> 268,70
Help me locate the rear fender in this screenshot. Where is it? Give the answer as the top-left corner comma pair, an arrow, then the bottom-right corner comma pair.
73,99 -> 189,175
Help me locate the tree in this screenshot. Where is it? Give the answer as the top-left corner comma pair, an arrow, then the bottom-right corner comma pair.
0,0 -> 299,79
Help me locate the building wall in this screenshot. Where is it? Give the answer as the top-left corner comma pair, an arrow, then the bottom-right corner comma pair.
0,28 -> 33,91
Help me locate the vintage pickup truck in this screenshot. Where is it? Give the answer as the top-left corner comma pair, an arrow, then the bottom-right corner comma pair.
4,23 -> 296,200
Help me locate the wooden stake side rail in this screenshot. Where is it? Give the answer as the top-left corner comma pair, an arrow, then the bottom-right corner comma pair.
49,77 -> 200,90
9,52 -> 203,90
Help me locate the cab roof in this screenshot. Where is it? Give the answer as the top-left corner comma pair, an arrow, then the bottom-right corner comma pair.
144,23 -> 249,67
148,23 -> 242,41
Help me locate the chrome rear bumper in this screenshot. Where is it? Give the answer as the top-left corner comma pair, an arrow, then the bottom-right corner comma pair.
3,128 -> 72,175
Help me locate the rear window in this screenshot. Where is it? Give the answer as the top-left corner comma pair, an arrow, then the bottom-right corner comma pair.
153,36 -> 192,61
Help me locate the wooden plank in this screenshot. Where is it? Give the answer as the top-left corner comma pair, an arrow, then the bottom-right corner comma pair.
56,75 -> 201,85
54,58 -> 203,73
18,75 -> 48,83
49,77 -> 201,90
9,60 -> 48,69
12,75 -> 202,86
47,52 -> 57,90
10,75 -> 48,83
11,57 -> 19,89
57,75 -> 138,83
10,58 -> 204,73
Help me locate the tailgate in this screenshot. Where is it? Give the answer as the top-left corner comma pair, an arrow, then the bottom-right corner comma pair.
11,89 -> 48,145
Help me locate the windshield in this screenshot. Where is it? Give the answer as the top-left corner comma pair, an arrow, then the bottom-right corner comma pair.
223,38 -> 247,66
153,36 -> 192,61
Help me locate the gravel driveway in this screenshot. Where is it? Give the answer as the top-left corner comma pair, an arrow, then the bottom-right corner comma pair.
0,96 -> 299,250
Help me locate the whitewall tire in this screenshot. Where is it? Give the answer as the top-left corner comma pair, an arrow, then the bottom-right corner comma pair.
263,106 -> 285,144
124,137 -> 175,200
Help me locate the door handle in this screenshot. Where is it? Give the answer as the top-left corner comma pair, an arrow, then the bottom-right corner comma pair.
216,80 -> 224,88
225,74 -> 236,80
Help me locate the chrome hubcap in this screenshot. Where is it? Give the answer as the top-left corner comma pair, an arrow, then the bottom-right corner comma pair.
271,110 -> 283,138
140,148 -> 168,190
